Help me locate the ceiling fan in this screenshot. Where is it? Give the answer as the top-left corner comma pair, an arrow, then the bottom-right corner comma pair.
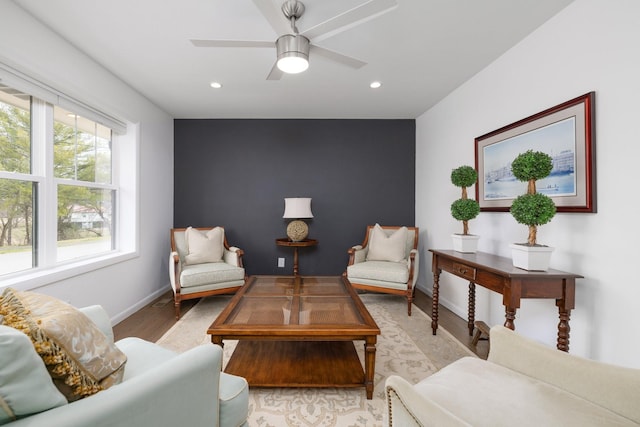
190,0 -> 398,80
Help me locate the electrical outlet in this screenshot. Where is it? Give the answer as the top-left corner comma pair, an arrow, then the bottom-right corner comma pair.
278,257 -> 285,268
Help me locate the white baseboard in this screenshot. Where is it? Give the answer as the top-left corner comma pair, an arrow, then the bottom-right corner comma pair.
111,287 -> 169,325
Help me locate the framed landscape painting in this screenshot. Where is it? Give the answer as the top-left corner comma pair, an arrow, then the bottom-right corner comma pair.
475,92 -> 596,213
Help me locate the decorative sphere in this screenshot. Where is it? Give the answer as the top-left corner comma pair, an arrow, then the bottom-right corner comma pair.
287,220 -> 308,242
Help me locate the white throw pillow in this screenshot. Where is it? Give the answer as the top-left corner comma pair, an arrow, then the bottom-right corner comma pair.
366,224 -> 408,262
184,226 -> 224,265
0,325 -> 68,424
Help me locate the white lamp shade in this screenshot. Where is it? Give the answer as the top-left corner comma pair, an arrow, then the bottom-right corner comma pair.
283,198 -> 313,219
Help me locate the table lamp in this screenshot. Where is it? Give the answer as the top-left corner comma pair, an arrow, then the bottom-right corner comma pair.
283,197 -> 313,241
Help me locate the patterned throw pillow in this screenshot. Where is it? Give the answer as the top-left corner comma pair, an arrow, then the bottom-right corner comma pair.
184,226 -> 224,265
366,224 -> 408,262
0,288 -> 127,401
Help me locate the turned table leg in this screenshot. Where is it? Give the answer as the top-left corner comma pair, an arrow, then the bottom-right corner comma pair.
556,278 -> 575,352
504,307 -> 516,330
293,247 -> 299,276
468,282 -> 476,336
431,269 -> 441,335
557,308 -> 571,352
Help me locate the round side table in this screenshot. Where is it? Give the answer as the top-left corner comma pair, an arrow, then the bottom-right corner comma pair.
275,238 -> 318,276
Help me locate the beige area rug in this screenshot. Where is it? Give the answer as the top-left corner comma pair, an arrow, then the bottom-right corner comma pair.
156,293 -> 475,427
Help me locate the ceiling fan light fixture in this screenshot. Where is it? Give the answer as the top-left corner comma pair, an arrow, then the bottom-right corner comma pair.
276,34 -> 310,74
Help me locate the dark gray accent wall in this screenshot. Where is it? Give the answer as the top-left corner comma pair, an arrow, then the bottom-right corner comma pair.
173,119 -> 415,276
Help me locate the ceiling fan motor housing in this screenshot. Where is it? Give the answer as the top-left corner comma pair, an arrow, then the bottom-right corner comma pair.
276,34 -> 310,73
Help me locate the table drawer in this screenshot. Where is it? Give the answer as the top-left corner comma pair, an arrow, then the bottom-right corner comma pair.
451,262 -> 476,281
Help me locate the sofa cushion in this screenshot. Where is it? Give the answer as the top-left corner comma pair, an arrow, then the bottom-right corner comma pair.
219,372 -> 249,427
0,325 -> 67,424
185,226 -> 224,265
366,224 -> 407,262
413,356 -> 637,426
347,260 -> 409,284
115,337 -> 177,381
0,288 -> 127,402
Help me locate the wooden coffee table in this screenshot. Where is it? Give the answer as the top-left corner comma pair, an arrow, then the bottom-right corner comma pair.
207,275 -> 380,399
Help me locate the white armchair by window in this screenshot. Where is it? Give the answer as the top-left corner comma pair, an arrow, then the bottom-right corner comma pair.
170,227 -> 246,319
344,224 -> 419,315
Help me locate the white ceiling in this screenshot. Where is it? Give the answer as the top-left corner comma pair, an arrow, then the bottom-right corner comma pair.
13,0 -> 574,119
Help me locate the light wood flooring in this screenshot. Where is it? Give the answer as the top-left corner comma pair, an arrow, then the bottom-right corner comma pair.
113,288 -> 489,360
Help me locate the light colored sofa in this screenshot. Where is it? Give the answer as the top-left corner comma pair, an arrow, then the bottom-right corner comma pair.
7,305 -> 249,427
386,325 -> 640,426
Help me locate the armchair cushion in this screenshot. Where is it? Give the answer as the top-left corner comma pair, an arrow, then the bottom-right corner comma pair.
347,260 -> 410,284
0,325 -> 67,424
180,262 -> 246,288
0,289 -> 127,402
185,226 -> 224,265
408,357 -> 635,426
366,224 -> 408,262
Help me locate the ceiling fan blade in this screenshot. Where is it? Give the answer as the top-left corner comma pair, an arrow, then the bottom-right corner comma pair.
302,0 -> 398,42
252,0 -> 291,35
310,45 -> 367,69
266,61 -> 284,80
190,39 -> 274,48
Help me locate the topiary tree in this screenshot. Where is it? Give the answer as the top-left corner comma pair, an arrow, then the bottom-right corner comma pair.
450,165 -> 480,235
509,150 -> 557,246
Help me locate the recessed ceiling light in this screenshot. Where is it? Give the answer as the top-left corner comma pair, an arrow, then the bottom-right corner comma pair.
370,81 -> 382,89
210,82 -> 222,89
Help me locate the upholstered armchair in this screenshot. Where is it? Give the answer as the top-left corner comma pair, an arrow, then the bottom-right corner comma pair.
344,224 -> 419,315
170,227 -> 246,319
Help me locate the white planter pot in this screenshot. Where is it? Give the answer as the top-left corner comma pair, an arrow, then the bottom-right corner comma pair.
509,243 -> 555,271
452,234 -> 480,253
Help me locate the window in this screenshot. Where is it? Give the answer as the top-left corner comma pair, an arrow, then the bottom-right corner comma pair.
53,106 -> 115,262
0,78 -> 127,279
0,86 -> 34,276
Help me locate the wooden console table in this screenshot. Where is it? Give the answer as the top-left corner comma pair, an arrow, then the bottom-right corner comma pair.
430,249 -> 583,352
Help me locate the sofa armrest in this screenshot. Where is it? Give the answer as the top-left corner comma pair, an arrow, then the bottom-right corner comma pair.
223,246 -> 244,267
488,325 -> 640,423
347,245 -> 367,266
408,249 -> 419,288
79,305 -> 114,343
385,375 -> 471,427
169,251 -> 180,292
11,344 -> 224,427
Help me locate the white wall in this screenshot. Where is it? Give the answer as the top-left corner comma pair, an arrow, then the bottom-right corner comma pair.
416,0 -> 640,368
0,2 -> 174,323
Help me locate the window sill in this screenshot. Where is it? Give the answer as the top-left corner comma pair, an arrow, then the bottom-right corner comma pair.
0,250 -> 139,291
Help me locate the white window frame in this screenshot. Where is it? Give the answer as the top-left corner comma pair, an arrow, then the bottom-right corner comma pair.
0,65 -> 139,291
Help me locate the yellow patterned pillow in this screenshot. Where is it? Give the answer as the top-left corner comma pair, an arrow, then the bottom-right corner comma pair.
0,288 -> 127,401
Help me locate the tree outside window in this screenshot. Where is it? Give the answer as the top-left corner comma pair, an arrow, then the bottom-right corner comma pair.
0,86 -> 115,275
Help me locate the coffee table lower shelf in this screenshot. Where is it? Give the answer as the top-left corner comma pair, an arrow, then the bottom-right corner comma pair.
224,341 -> 365,388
